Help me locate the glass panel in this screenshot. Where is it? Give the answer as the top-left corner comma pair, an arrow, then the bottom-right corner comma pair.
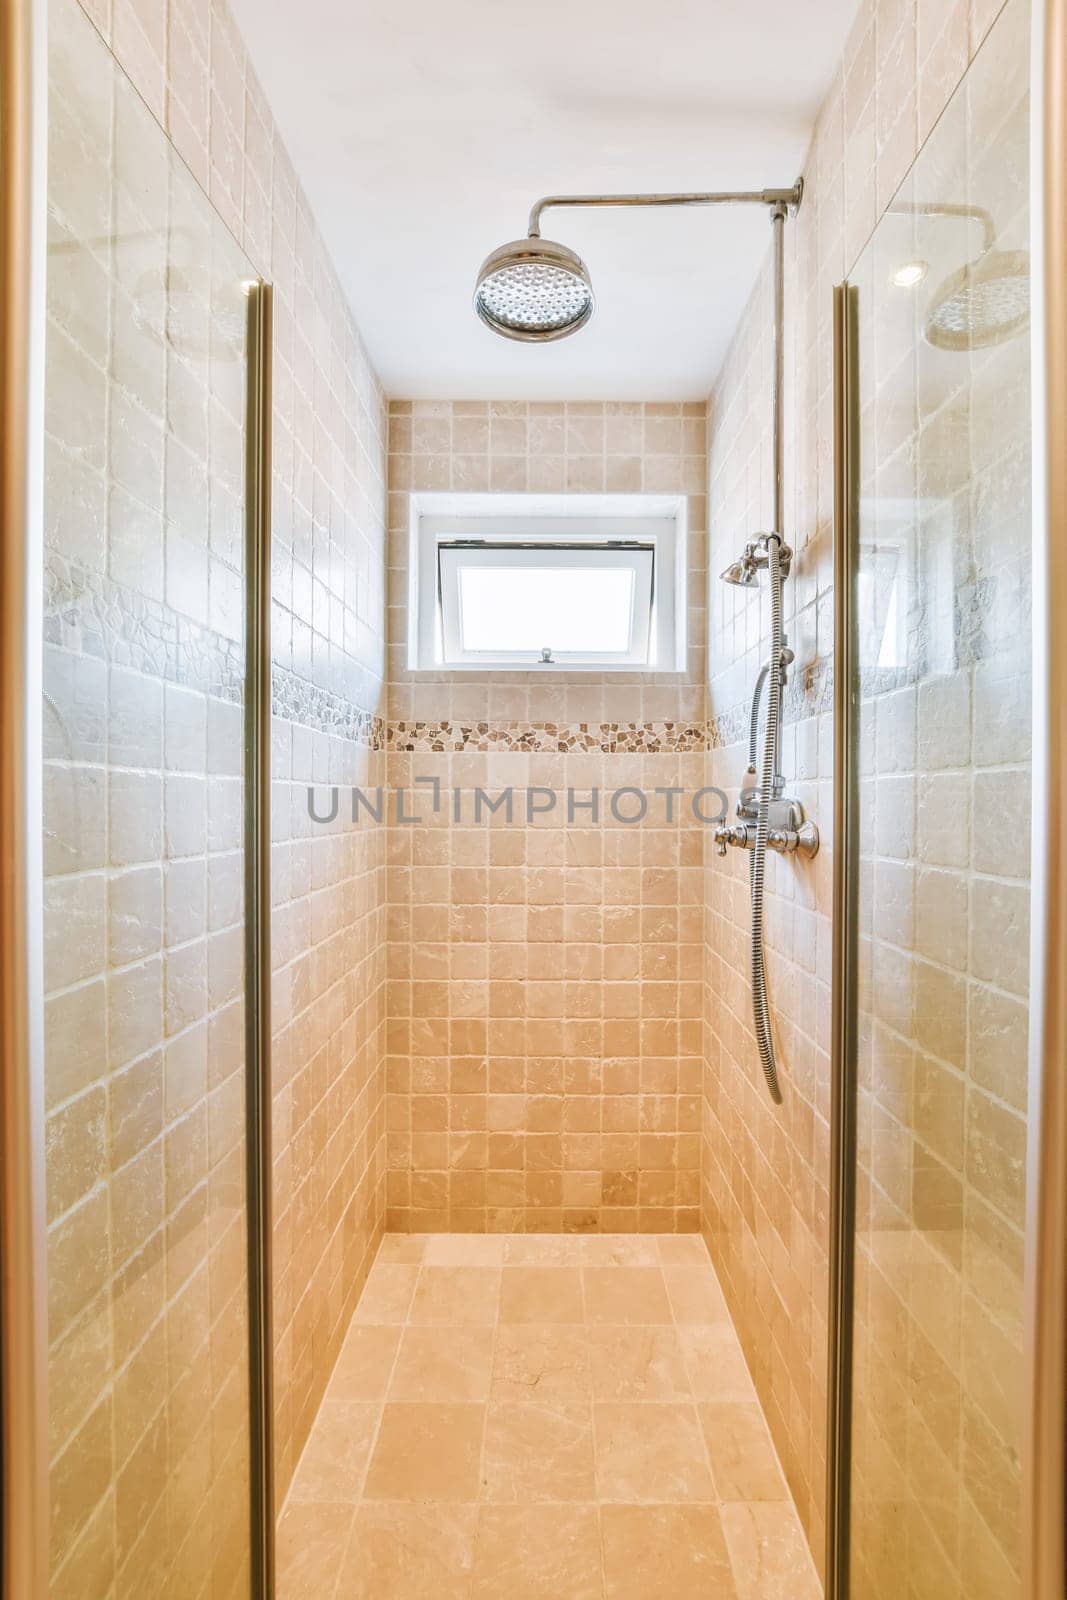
848,2 -> 1031,1597
43,0 -> 255,1593
458,564 -> 637,652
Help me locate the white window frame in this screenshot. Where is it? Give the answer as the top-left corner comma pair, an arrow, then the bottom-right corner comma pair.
408,492 -> 688,673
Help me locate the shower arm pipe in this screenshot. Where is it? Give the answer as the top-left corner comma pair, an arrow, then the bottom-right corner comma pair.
887,199 -> 997,254
527,181 -> 803,239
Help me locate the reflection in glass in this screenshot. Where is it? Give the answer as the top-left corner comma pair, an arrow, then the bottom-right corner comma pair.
42,0 -> 255,1593
848,1 -> 1031,1597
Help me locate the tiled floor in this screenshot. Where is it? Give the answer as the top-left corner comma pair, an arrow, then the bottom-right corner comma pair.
278,1234 -> 821,1599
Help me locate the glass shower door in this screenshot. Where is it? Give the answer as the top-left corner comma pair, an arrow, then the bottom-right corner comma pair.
844,2 -> 1032,1597
43,1 -> 258,1593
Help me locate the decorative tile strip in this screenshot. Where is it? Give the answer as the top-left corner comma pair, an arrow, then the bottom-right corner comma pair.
272,668 -> 385,747
44,552 -> 387,746
385,720 -> 707,754
44,551 -> 246,702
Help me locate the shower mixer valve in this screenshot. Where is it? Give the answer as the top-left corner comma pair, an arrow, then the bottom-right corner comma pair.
714,779 -> 819,858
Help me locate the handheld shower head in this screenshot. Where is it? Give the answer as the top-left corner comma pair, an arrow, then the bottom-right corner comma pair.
721,555 -> 760,587
473,237 -> 594,342
720,534 -> 792,588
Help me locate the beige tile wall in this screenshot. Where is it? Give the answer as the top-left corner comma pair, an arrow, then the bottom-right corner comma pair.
385,402 -> 709,1233
701,0 -> 1022,1573
58,0 -> 391,1543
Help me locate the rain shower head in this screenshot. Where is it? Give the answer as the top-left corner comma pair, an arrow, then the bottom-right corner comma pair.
473,237 -> 594,342
924,248 -> 1030,350
472,183 -> 804,342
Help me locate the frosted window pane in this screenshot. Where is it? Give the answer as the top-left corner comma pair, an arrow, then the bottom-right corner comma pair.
458,565 -> 635,652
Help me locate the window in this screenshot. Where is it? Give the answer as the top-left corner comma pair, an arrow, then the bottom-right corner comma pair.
409,493 -> 687,672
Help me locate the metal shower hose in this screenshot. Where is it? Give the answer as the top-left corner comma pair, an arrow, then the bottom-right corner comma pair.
749,535 -> 784,1105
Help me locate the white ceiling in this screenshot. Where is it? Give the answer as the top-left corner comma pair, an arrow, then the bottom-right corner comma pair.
232,0 -> 861,399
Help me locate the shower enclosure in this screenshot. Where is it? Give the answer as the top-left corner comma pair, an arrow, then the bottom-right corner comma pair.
2,0 -> 275,1592
1,0 -> 1066,1596
828,0 -> 1065,1597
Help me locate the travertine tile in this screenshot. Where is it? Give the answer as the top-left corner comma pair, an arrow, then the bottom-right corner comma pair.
490,1325 -> 592,1414
600,1503 -> 737,1599
282,1237 -> 814,1595
343,1503 -> 477,1600
587,1326 -> 693,1402
408,1267 -> 501,1325
583,1267 -> 673,1325
363,1403 -> 485,1501
593,1402 -> 714,1503
287,1402 -> 380,1503
482,1402 -> 597,1502
352,1264 -> 420,1325
327,1326 -> 401,1403
276,1502 -> 354,1600
471,1505 -> 602,1600
678,1325 -> 757,1402
500,1266 -> 584,1324
720,1502 -> 821,1600
389,1326 -> 494,1402
700,1403 -> 788,1501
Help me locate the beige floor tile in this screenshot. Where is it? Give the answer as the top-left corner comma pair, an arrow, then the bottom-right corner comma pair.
700,1403 -> 788,1500
363,1403 -> 485,1501
351,1263 -> 420,1324
588,1325 -> 692,1401
376,1234 -> 428,1264
500,1266 -> 584,1324
276,1501 -> 354,1600
288,1401 -> 380,1503
720,1501 -> 822,1600
679,1324 -> 757,1402
583,1267 -> 673,1324
408,1267 -> 501,1325
594,1402 -> 714,1502
424,1234 -> 506,1266
482,1402 -> 596,1502
662,1266 -> 730,1323
582,1235 -> 661,1265
285,1239 -> 818,1599
490,1325 -> 592,1414
472,1505 -> 602,1600
327,1325 -> 401,1402
656,1235 -> 711,1266
342,1501 -> 478,1599
601,1503 -> 737,1599
389,1325 -> 494,1402
504,1236 -> 586,1264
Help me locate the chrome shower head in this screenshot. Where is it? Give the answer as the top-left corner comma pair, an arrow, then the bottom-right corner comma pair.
473,237 -> 594,342
924,248 -> 1030,350
721,555 -> 760,587
720,535 -> 792,588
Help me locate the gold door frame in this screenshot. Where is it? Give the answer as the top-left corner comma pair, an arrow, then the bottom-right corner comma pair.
0,0 -> 49,1593
825,282 -> 860,1600
245,280 -> 276,1599
1024,3 -> 1067,1595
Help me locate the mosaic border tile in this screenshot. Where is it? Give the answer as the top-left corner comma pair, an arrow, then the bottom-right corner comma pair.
385,719 -> 708,754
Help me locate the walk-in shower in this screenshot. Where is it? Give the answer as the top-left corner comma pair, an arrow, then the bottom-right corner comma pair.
474,182 -> 819,1107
